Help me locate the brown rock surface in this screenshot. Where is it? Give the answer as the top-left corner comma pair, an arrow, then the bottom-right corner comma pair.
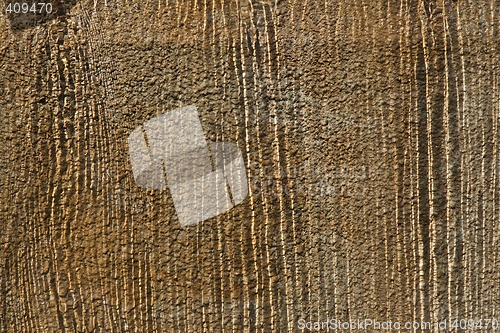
1,0 -> 499,332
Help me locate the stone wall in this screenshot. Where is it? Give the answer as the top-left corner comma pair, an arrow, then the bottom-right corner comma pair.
1,0 -> 499,332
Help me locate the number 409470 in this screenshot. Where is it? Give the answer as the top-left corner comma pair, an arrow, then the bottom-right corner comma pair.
5,2 -> 53,14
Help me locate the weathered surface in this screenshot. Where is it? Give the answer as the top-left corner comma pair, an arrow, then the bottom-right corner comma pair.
0,0 -> 499,332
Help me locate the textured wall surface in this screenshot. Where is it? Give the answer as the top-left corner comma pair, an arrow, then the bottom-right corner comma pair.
0,0 -> 499,332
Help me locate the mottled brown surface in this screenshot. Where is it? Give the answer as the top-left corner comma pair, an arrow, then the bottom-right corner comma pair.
0,0 -> 499,332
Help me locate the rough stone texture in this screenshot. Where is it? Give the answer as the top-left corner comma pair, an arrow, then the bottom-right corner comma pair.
0,0 -> 499,332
